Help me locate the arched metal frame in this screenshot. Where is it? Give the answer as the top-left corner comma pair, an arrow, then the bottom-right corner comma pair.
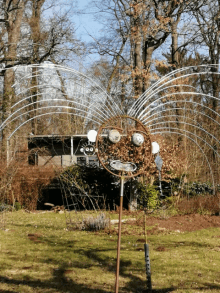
2,63 -> 219,293
129,65 -> 220,117
151,129 -> 216,193
0,63 -> 219,188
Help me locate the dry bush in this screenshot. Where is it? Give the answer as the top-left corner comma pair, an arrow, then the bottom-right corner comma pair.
176,194 -> 220,215
77,213 -> 110,231
0,154 -> 56,210
12,166 -> 56,210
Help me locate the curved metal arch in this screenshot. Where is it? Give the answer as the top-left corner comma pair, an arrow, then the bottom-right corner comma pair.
144,108 -> 220,130
11,63 -> 109,96
0,98 -> 109,131
2,105 -> 104,133
138,92 -> 220,121
147,65 -> 219,91
129,65 -> 220,116
151,129 -> 216,192
142,64 -> 219,96
147,115 -> 219,143
149,120 -> 220,145
11,88 -> 116,120
151,126 -> 220,159
12,91 -> 115,120
1,64 -> 123,121
11,75 -> 120,118
128,84 -> 197,117
140,99 -> 220,125
10,46 -> 112,90
13,72 -> 109,104
8,111 -> 102,140
8,63 -> 123,115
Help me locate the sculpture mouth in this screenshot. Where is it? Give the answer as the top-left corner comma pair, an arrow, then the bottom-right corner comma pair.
110,160 -> 137,172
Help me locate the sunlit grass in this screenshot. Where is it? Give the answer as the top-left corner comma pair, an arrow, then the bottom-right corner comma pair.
0,210 -> 220,292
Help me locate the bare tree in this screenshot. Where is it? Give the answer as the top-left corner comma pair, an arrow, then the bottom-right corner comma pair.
190,0 -> 220,112
0,0 -> 85,148
87,0 -> 191,97
0,0 -> 27,153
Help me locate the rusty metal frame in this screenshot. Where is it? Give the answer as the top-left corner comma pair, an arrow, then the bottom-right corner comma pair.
96,115 -> 152,178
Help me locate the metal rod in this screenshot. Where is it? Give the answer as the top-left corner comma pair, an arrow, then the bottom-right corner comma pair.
115,176 -> 124,293
158,170 -> 163,198
71,136 -> 74,162
6,139 -> 10,166
144,243 -> 152,292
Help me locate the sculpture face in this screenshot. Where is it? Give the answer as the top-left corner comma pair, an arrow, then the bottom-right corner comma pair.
83,144 -> 95,156
96,116 -> 152,178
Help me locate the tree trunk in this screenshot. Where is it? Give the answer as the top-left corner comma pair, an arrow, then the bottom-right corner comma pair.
171,21 -> 179,68
107,38 -> 127,94
143,44 -> 154,92
28,0 -> 45,134
132,0 -> 143,97
2,0 -> 25,153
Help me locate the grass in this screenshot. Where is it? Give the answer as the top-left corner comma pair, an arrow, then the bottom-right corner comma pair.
0,210 -> 220,293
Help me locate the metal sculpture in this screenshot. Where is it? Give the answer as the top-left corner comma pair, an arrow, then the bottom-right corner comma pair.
95,115 -> 153,292
0,63 -> 220,292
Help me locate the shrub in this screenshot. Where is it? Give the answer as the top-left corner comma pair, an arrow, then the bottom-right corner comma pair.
0,203 -> 13,212
156,178 -> 215,198
0,157 -> 55,211
78,213 -> 110,231
183,182 -> 213,197
59,164 -> 120,209
14,202 -> 21,211
176,195 -> 220,215
137,182 -> 160,210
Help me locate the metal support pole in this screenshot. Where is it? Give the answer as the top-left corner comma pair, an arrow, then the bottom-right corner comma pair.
6,139 -> 10,166
71,136 -> 74,163
115,176 -> 124,293
144,243 -> 152,292
155,154 -> 163,198
158,170 -> 164,198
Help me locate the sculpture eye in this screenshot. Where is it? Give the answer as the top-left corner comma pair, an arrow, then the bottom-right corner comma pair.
132,133 -> 144,147
108,129 -> 121,143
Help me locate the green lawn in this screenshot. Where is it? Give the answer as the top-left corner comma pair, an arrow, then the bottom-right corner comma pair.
0,210 -> 220,293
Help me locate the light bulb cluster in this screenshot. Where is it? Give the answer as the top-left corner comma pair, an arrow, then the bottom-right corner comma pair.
108,129 -> 145,147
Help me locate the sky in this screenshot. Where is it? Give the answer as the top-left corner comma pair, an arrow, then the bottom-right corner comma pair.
70,0 -> 103,65
74,0 -> 101,44
73,0 -> 167,64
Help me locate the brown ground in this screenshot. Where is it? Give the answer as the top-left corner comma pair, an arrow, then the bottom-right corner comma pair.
143,214 -> 220,233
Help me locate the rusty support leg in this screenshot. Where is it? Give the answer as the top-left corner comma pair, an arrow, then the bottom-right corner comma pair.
115,176 -> 124,293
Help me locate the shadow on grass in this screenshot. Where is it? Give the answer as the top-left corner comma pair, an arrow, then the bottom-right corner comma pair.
2,231 -> 219,292
150,288 -> 176,293
201,283 -> 220,289
0,266 -> 110,292
75,250 -> 177,293
11,222 -> 65,231
156,240 -> 214,250
1,257 -> 220,293
171,241 -> 212,248
0,289 -> 16,293
0,268 -> 176,293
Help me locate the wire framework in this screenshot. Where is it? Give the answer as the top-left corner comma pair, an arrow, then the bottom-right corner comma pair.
0,63 -> 219,191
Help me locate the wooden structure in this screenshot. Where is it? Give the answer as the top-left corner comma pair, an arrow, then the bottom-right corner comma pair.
28,135 -> 98,167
